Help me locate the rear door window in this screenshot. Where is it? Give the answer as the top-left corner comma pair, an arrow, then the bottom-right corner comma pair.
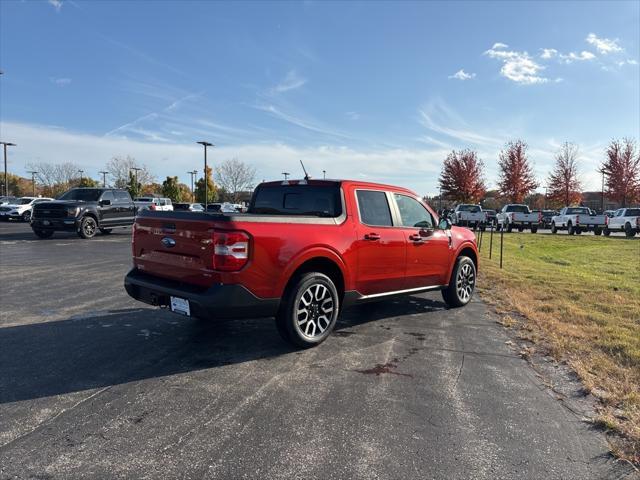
100,191 -> 114,202
356,190 -> 393,226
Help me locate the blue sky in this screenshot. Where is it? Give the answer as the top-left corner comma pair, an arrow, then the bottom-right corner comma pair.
1,0 -> 638,195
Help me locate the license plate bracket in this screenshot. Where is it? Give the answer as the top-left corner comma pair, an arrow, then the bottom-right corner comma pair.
170,296 -> 191,316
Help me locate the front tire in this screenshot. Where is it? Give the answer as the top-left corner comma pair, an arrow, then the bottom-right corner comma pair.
32,228 -> 53,239
442,256 -> 476,308
275,272 -> 339,348
568,223 -> 575,235
551,222 -> 557,234
603,227 -> 611,237
22,211 -> 31,222
78,216 -> 98,239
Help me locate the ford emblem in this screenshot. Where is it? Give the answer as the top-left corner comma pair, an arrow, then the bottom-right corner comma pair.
161,237 -> 176,248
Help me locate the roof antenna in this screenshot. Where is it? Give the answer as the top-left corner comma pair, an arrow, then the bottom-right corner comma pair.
299,160 -> 310,182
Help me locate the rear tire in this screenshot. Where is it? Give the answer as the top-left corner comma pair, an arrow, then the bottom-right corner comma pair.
551,222 -> 557,234
22,211 -> 31,223
442,256 -> 476,308
531,226 -> 538,234
77,216 -> 98,239
625,223 -> 636,237
506,224 -> 513,233
594,227 -> 602,236
575,227 -> 582,235
32,228 -> 53,239
275,272 -> 339,348
568,223 -> 575,235
603,227 -> 611,237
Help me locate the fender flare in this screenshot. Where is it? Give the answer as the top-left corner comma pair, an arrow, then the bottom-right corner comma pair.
276,246 -> 350,296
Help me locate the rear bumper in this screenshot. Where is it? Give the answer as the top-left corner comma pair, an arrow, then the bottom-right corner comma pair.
124,268 -> 280,319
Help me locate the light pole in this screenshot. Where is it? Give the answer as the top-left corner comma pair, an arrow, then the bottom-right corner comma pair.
323,170 -> 326,180
27,171 -> 38,196
130,167 -> 141,196
196,142 -> 213,211
78,169 -> 84,185
99,171 -> 109,187
188,170 -> 197,202
1,141 -> 16,196
282,172 -> 290,181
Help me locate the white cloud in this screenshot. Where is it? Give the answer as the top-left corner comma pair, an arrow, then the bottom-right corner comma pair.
48,0 -> 62,12
254,104 -> 351,140
559,50 -> 596,63
448,69 -> 476,81
484,45 -> 548,84
491,42 -> 509,50
540,48 -> 558,59
270,70 -> 307,94
586,33 -> 623,55
345,111 -> 360,120
50,77 -> 72,86
0,121 -> 448,195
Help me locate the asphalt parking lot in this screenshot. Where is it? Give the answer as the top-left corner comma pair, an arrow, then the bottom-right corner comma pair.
0,221 -> 635,479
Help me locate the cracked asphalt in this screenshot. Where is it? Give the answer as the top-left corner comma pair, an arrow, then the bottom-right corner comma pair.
0,221 -> 636,479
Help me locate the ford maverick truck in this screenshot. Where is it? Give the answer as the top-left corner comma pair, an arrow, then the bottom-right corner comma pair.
125,180 -> 478,347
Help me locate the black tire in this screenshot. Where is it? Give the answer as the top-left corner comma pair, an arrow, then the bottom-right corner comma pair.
551,223 -> 558,234
594,227 -> 602,236
531,226 -> 538,234
568,223 -> 575,235
32,228 -> 53,239
77,216 -> 98,239
517,226 -> 524,232
625,223 -> 636,238
575,227 -> 582,235
506,224 -> 513,233
22,211 -> 31,223
100,228 -> 113,235
603,227 -> 611,237
442,256 -> 476,308
275,272 -> 339,348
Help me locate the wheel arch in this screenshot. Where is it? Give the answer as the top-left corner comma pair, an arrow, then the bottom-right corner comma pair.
279,252 -> 347,304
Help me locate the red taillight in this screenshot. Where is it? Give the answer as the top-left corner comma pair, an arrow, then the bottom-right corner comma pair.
605,215 -> 609,225
149,204 -> 157,211
213,230 -> 250,271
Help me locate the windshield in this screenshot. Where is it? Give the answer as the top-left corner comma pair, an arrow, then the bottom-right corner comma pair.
457,205 -> 481,212
58,189 -> 103,201
17,198 -> 33,205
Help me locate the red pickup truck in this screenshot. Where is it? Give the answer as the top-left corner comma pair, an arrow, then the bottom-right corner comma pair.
125,179 -> 478,347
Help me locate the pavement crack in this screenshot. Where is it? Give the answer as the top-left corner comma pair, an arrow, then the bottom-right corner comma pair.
453,353 -> 465,390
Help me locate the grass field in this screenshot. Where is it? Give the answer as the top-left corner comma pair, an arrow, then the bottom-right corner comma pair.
476,232 -> 640,463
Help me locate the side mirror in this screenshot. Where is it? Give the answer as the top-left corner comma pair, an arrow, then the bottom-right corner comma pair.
438,218 -> 452,230
99,199 -> 111,206
419,228 -> 434,237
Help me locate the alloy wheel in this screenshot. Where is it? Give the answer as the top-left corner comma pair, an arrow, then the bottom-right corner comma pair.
296,283 -> 334,339
456,263 -> 475,303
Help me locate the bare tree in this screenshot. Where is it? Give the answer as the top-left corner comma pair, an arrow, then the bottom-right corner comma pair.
105,156 -> 155,189
214,158 -> 257,202
546,142 -> 582,206
27,161 -> 81,196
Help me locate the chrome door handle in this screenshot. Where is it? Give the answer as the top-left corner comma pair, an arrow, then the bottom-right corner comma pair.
364,233 -> 380,240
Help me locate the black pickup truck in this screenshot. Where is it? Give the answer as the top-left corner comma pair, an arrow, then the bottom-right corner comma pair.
31,188 -> 136,239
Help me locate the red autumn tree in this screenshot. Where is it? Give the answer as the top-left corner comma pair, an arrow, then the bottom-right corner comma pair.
546,142 -> 582,206
497,140 -> 538,203
438,149 -> 486,203
600,138 -> 640,207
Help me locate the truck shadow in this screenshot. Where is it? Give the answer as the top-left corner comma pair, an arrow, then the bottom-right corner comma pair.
0,296 -> 443,404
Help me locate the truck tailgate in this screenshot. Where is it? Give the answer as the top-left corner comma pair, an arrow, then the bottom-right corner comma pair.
133,214 -> 221,287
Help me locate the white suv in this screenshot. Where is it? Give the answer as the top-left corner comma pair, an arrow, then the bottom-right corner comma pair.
0,197 -> 54,222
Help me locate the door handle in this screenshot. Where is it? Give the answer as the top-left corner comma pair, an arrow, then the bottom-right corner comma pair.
364,233 -> 380,241
408,234 -> 424,243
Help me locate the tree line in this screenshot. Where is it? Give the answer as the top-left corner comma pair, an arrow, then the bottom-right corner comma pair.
8,156 -> 257,204
438,138 -> 640,209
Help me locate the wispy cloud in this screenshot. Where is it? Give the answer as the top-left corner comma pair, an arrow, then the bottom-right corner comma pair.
540,48 -> 558,59
48,0 -> 62,12
559,50 -> 596,63
448,69 -> 476,81
254,104 -> 351,140
345,111 -> 360,120
269,70 -> 307,95
50,77 -> 72,87
586,33 -> 623,55
484,43 -> 548,85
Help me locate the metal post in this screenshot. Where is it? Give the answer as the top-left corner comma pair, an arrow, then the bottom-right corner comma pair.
323,170 -> 326,180
601,170 -> 605,211
99,171 -> 109,187
78,169 -> 84,185
27,171 -> 38,196
478,228 -> 483,251
489,222 -> 494,259
500,223 -> 504,269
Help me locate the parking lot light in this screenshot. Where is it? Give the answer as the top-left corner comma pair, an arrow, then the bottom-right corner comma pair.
1,141 -> 16,197
196,142 -> 214,211
27,170 -> 38,196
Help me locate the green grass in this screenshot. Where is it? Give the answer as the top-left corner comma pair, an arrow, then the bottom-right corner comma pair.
477,233 -> 640,463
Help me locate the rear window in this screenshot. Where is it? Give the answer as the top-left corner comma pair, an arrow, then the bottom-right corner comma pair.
566,207 -> 589,214
457,205 -> 481,212
505,205 -> 530,213
626,208 -> 640,216
173,203 -> 189,210
250,184 -> 342,217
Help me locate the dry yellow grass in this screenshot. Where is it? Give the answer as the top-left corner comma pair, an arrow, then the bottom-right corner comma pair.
476,232 -> 640,464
